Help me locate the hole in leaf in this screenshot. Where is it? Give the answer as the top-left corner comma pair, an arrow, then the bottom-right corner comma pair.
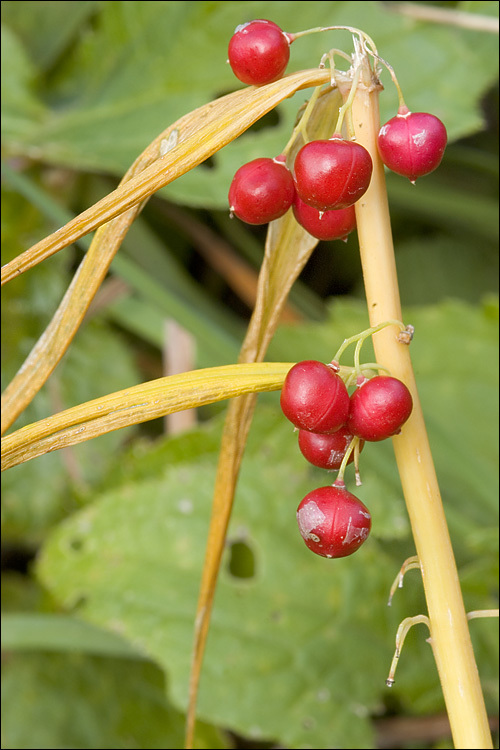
72,595 -> 88,610
227,539 -> 256,579
68,536 -> 84,552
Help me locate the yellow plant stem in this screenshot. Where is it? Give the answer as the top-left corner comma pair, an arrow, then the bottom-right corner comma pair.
1,363 -> 294,472
350,63 -> 493,747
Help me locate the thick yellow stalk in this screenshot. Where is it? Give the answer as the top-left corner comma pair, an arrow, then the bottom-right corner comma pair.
351,64 -> 492,747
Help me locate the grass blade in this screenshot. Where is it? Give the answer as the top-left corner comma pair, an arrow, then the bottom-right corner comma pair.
1,362 -> 294,472
185,86 -> 343,748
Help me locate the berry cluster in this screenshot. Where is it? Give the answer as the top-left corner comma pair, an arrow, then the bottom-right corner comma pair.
280,351 -> 413,559
226,20 -> 372,239
228,143 -> 364,240
227,137 -> 368,239
226,19 -> 447,230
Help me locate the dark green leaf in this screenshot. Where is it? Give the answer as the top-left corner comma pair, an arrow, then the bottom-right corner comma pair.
1,651 -> 228,749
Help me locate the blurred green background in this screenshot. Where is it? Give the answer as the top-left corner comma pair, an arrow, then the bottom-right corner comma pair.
1,2 -> 498,749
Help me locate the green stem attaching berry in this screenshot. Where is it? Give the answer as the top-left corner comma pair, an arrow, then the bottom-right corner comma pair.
332,319 -> 408,366
282,85 -> 324,154
335,434 -> 362,485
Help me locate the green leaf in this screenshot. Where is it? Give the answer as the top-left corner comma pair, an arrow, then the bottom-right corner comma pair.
1,613 -> 144,659
1,1 -> 101,72
36,298 -> 498,747
0,24 -> 47,141
36,443 -> 389,748
460,0 -> 499,20
1,651 -> 228,749
375,234 -> 499,305
385,172 -> 499,242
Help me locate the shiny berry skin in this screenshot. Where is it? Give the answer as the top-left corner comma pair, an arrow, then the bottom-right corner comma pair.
347,375 -> 413,442
280,360 -> 350,434
298,427 -> 364,470
293,135 -> 373,210
296,484 -> 371,558
292,195 -> 356,241
228,156 -> 295,225
228,19 -> 292,85
377,108 -> 447,182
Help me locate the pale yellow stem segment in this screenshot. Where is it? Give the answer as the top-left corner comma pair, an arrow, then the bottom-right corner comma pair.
351,67 -> 493,747
1,363 -> 294,472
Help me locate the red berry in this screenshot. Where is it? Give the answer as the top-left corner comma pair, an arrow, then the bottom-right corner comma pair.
293,135 -> 373,210
280,360 -> 350,434
228,156 -> 295,225
346,375 -> 413,442
377,108 -> 447,182
296,484 -> 371,558
292,195 -> 356,241
298,427 -> 364,470
228,19 -> 291,85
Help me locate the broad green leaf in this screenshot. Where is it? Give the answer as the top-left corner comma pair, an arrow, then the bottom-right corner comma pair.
1,613 -> 143,659
37,298 -> 498,748
1,651 -> 228,749
1,1 -> 100,72
0,24 -> 46,140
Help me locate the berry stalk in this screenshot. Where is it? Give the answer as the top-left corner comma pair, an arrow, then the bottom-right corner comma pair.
349,45 -> 492,748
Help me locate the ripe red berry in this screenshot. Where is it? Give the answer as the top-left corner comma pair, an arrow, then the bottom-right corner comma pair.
280,360 -> 350,434
298,427 -> 364,470
228,156 -> 295,225
346,375 -> 413,442
292,195 -> 356,241
296,483 -> 371,558
293,135 -> 373,210
377,108 -> 447,182
228,19 -> 292,85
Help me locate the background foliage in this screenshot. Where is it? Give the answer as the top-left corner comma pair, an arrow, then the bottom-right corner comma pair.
1,2 -> 498,748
